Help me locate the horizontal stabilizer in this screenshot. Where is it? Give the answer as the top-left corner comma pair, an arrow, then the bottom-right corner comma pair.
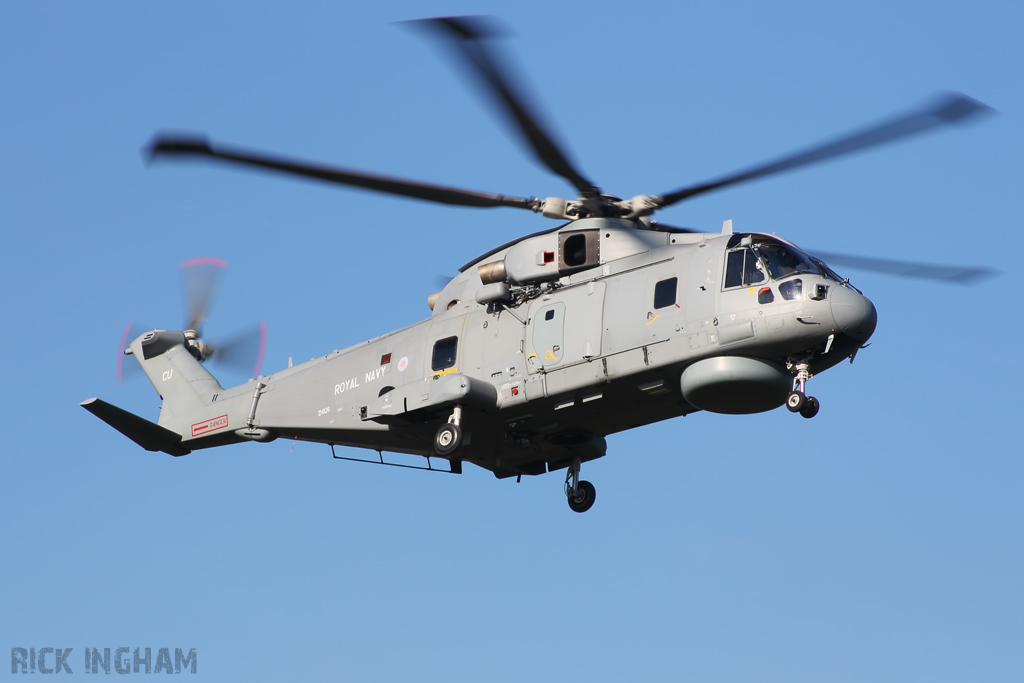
80,398 -> 191,456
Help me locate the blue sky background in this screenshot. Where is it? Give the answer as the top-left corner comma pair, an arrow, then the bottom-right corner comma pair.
2,1 -> 1021,680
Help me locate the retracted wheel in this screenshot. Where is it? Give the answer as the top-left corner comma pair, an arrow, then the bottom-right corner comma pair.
434,423 -> 463,456
786,391 -> 806,412
800,396 -> 820,419
567,480 -> 596,513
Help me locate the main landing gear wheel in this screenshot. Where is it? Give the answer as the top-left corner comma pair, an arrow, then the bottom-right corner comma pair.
800,396 -> 820,419
786,391 -> 807,412
434,423 -> 463,456
564,456 -> 596,513
568,480 -> 596,513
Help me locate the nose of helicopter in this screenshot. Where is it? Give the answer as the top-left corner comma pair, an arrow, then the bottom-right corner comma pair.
830,285 -> 877,343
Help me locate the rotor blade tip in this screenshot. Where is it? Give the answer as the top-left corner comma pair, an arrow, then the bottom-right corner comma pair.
180,256 -> 229,269
955,268 -> 1000,285
146,134 -> 214,162
407,15 -> 508,41
933,92 -> 997,124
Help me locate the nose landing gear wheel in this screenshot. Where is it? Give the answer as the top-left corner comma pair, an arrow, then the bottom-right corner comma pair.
568,480 -> 596,513
799,396 -> 820,419
786,391 -> 806,412
434,423 -> 463,455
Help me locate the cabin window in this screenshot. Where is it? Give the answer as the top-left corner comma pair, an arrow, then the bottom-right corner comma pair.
654,277 -> 678,309
431,336 -> 458,372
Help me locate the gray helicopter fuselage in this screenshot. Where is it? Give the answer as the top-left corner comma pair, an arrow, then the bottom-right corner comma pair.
127,218 -> 875,479
77,15 -> 987,513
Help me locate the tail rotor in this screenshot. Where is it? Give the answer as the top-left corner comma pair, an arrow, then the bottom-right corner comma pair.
116,257 -> 267,385
116,320 -> 150,384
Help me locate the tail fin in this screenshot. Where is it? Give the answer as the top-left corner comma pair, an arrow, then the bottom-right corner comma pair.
127,329 -> 224,434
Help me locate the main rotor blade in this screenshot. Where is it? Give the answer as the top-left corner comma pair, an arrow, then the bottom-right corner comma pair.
147,136 -> 539,210
648,221 -> 703,233
655,93 -> 994,208
812,250 -> 996,285
410,16 -> 600,198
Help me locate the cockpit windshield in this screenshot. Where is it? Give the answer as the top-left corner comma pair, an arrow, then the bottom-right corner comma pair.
756,243 -> 821,280
813,259 -> 844,283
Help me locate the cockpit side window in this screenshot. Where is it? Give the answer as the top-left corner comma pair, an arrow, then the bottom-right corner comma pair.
757,244 -> 820,280
744,250 -> 766,284
725,251 -> 744,288
724,248 -> 766,289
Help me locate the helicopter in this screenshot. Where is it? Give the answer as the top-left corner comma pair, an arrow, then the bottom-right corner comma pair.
82,16 -> 994,513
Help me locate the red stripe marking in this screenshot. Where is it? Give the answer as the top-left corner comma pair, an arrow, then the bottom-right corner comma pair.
192,415 -> 229,437
179,256 -> 229,269
116,320 -> 132,383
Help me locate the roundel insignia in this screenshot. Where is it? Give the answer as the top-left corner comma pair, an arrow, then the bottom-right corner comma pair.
397,357 -> 409,372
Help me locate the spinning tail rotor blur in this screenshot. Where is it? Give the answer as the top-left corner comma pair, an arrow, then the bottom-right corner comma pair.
116,258 -> 266,384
